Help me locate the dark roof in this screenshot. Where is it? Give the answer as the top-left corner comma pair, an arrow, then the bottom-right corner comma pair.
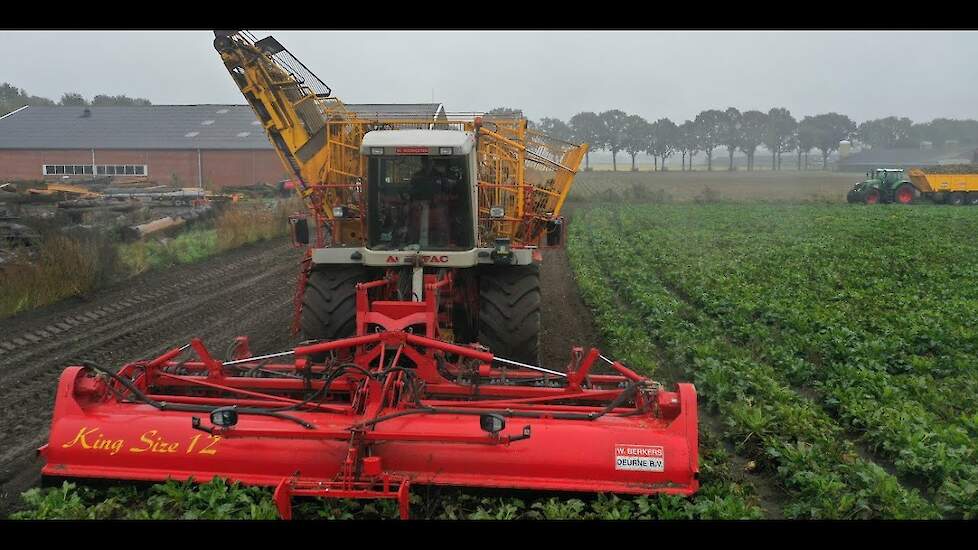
0,104 -> 445,150
839,146 -> 977,167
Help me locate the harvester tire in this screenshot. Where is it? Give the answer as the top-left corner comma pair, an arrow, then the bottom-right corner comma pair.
301,265 -> 369,346
478,264 -> 541,365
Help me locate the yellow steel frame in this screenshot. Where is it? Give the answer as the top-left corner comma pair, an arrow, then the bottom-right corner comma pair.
215,31 -> 587,247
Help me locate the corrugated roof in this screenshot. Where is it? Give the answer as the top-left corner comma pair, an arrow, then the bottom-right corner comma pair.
0,104 -> 445,150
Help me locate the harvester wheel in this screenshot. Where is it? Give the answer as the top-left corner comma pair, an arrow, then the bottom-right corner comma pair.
301,265 -> 369,348
895,184 -> 915,205
864,189 -> 880,205
478,264 -> 541,365
949,192 -> 965,206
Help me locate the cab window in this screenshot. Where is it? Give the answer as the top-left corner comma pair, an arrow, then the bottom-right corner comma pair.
367,155 -> 473,251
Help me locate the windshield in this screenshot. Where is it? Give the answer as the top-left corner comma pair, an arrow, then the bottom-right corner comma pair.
367,155 -> 473,251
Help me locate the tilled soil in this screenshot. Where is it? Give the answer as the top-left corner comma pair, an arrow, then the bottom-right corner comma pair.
0,238 -> 303,515
538,248 -> 608,368
0,241 -> 603,516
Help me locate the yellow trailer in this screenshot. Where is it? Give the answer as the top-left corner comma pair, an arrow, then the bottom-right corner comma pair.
908,168 -> 978,205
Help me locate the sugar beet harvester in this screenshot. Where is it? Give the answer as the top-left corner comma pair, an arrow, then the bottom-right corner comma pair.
39,31 -> 700,519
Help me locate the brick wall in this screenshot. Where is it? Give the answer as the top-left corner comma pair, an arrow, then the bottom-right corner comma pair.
0,149 -> 288,190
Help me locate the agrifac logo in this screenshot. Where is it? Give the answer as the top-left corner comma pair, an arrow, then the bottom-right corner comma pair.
385,255 -> 450,264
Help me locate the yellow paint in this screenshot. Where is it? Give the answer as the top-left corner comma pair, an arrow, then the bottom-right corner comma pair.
215,32 -> 587,247
60,426 -> 219,457
61,427 -> 125,456
908,168 -> 978,193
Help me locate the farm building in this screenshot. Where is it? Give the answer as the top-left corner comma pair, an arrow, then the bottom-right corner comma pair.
0,103 -> 446,190
837,144 -> 978,172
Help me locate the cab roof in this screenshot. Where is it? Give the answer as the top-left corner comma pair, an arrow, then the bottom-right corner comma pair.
360,130 -> 475,155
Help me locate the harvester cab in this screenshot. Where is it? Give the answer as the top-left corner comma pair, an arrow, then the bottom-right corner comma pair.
847,168 -> 916,205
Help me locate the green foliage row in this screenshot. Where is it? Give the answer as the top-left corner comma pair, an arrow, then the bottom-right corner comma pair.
569,206 -> 944,518
597,204 -> 978,516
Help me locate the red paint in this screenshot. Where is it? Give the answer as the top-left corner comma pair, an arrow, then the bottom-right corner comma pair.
394,147 -> 429,155
41,274 -> 699,519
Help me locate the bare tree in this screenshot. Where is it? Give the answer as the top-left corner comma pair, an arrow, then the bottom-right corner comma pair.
537,117 -> 573,142
810,113 -> 856,169
649,118 -> 678,171
677,120 -> 696,171
599,110 -> 629,171
764,107 -> 797,171
569,112 -> 603,171
856,116 -> 914,149
623,115 -> 652,171
694,109 -> 724,171
739,110 -> 768,171
58,92 -> 88,106
797,117 -> 819,170
719,107 -> 742,171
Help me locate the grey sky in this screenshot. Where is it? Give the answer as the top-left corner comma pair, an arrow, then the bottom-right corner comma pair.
3,30 -> 976,124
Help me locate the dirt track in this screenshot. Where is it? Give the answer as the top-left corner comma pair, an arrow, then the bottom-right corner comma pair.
0,238 -> 303,515
0,240 -> 599,516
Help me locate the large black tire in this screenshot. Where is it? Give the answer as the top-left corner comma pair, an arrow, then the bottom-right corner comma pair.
300,265 -> 369,344
949,192 -> 966,206
864,188 -> 880,205
894,183 -> 915,205
478,264 -> 541,365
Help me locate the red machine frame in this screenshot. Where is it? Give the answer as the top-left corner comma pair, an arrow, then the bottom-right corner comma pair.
41,276 -> 698,519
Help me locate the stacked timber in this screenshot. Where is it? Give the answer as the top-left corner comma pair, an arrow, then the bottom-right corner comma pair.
122,216 -> 186,241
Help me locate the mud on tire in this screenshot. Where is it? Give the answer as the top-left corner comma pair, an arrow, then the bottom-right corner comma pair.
300,265 -> 370,344
478,264 -> 542,365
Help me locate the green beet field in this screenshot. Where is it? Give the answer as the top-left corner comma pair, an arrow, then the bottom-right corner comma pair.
569,203 -> 978,518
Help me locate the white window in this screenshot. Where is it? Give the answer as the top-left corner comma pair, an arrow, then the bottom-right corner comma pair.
45,164 -> 147,177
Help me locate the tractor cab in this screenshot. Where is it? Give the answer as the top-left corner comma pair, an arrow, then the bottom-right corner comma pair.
848,168 -> 915,204
872,168 -> 905,185
361,130 -> 478,254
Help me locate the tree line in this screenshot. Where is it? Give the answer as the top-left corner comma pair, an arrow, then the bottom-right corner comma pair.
489,107 -> 978,171
1,83 -> 152,117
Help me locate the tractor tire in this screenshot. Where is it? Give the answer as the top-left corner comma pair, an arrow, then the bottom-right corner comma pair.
300,265 -> 370,345
894,184 -> 915,205
864,188 -> 881,205
949,192 -> 966,206
478,264 -> 541,365
846,190 -> 857,203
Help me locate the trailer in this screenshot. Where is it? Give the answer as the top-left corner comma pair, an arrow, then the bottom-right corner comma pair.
907,167 -> 978,205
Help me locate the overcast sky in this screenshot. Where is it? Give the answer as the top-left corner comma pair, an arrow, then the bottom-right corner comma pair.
2,30 -> 976,124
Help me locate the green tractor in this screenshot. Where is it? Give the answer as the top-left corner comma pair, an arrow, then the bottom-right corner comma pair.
846,168 -> 918,205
